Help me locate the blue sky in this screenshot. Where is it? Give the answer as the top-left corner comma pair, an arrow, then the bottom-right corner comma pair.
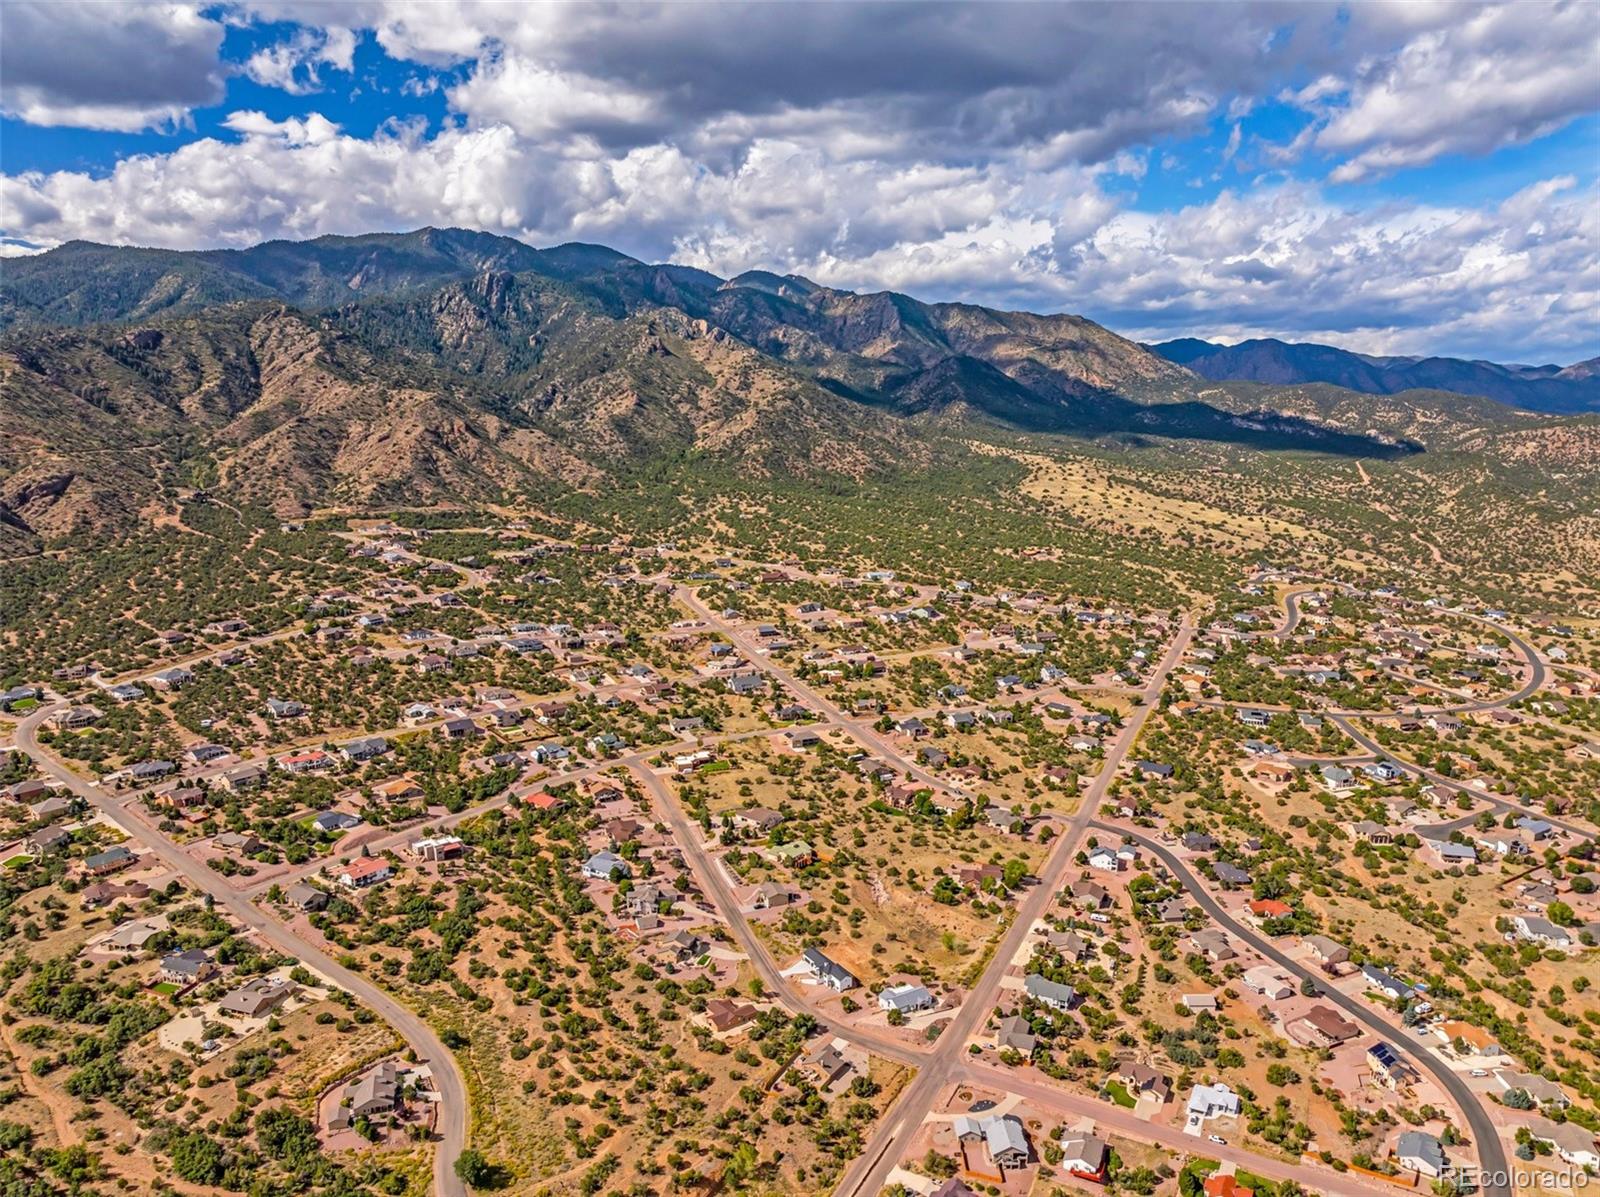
2,2 -> 1597,363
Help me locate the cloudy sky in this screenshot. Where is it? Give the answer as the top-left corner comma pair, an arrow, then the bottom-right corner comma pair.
2,1 -> 1597,363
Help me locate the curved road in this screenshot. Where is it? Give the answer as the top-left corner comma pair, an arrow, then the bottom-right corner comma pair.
1096,822 -> 1512,1197
955,1060 -> 1404,1197
17,564 -> 1553,1197
15,705 -> 469,1197
628,761 -> 927,1068
831,619 -> 1197,1197
1328,714 -> 1595,844
1425,609 -> 1548,713
1231,591 -> 1548,720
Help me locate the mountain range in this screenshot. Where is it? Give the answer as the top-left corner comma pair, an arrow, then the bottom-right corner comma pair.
1151,337 -> 1600,415
1,227 -> 1591,544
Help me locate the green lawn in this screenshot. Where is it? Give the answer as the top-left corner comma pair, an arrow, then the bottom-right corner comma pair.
1103,1079 -> 1137,1109
3,855 -> 33,870
1235,1171 -> 1285,1197
152,982 -> 181,996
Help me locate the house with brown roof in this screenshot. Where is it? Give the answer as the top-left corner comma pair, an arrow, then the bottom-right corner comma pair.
336,856 -> 393,888
1068,879 -> 1110,909
733,807 -> 785,834
751,881 -> 797,909
218,976 -> 295,1018
1113,1060 -> 1172,1103
1295,1005 -> 1361,1046
1438,1020 -> 1499,1056
702,998 -> 759,1035
1189,929 -> 1236,962
370,777 -> 426,803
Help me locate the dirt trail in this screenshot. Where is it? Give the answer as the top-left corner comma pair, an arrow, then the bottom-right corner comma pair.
0,1020 -> 79,1147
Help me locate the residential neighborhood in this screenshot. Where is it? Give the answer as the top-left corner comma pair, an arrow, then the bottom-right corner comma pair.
2,518 -> 1597,1197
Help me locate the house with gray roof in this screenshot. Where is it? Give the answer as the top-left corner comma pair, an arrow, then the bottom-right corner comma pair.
1212,861 -> 1252,886
218,976 -> 295,1018
994,1014 -> 1036,1055
25,825 -> 71,855
1023,973 -> 1076,1011
312,810 -> 361,834
1522,1117 -> 1600,1168
149,667 -> 193,690
159,949 -> 216,985
1059,1132 -> 1109,1182
1186,1081 -> 1239,1122
105,920 -> 164,953
1396,1130 -> 1448,1178
727,673 -> 765,695
1423,837 -> 1478,865
83,845 -> 135,875
1361,964 -> 1413,1001
953,1114 -> 1030,1171
1492,1069 -> 1569,1109
800,947 -> 857,991
329,1061 -> 403,1131
1155,897 -> 1194,923
285,881 -> 329,912
581,851 -> 630,881
1320,764 -> 1355,791
877,983 -> 934,1014
1513,915 -> 1574,948
1190,929 -> 1237,962
340,736 -> 390,762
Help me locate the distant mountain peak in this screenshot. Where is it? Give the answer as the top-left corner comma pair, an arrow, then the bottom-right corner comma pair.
1149,336 -> 1599,415
722,270 -> 821,300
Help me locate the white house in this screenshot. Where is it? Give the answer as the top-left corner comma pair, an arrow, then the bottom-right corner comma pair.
801,948 -> 858,991
1241,966 -> 1294,1000
1087,846 -> 1121,871
878,983 -> 934,1015
582,851 -> 630,881
1396,1131 -> 1448,1177
1186,1082 -> 1239,1127
1024,973 -> 1077,1011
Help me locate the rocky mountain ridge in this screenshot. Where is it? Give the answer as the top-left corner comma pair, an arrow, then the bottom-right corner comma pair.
3,228 -> 1591,544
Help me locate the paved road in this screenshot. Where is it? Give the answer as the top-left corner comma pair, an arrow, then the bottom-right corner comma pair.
1215,598 -> 1549,721
15,705 -> 470,1197
1328,713 -> 1596,843
628,762 -> 927,1068
674,585 -> 958,797
1430,609 -> 1548,712
1239,585 -> 1314,642
1098,822 -> 1512,1197
22,555 -> 1554,1197
956,1061 -> 1402,1197
1210,593 -> 1589,842
647,595 -> 1371,1197
831,619 -> 1197,1197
